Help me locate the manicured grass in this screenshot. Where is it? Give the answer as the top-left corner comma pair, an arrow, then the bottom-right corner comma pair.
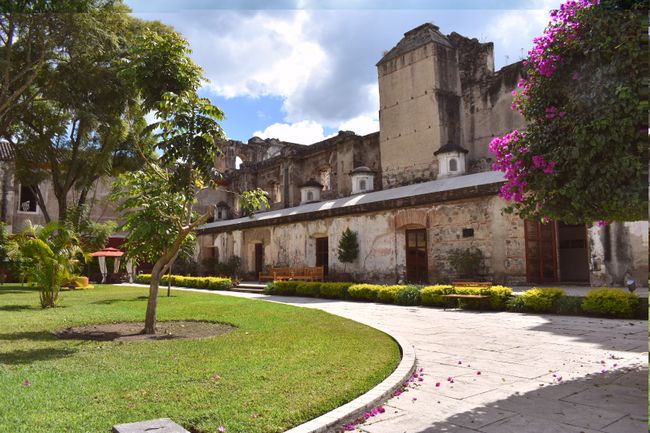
0,285 -> 400,433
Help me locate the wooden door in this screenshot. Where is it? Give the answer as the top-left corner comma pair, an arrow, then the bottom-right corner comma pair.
254,243 -> 264,277
315,237 -> 329,276
524,220 -> 558,283
406,229 -> 428,283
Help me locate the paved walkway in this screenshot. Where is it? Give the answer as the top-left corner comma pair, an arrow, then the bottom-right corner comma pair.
160,287 -> 648,433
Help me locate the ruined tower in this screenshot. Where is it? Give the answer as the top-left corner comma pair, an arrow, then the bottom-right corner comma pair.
377,23 -> 464,188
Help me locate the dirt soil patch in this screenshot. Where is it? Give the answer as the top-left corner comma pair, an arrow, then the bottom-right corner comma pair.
54,321 -> 236,342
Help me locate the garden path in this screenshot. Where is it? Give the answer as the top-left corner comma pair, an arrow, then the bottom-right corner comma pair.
159,287 -> 649,433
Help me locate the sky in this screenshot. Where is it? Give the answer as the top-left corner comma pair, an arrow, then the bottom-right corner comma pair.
127,0 -> 564,144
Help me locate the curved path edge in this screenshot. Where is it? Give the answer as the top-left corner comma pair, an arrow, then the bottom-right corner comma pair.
127,284 -> 417,433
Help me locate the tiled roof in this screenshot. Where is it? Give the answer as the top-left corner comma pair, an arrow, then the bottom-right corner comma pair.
199,171 -> 505,232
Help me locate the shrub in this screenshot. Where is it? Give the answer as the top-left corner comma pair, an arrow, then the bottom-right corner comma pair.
553,296 -> 583,315
348,284 -> 382,302
319,282 -> 353,299
296,282 -> 321,297
582,288 -> 640,318
506,295 -> 525,312
485,285 -> 513,310
135,274 -> 152,284
448,247 -> 483,278
421,285 -> 453,307
520,288 -> 565,312
376,285 -> 404,304
266,281 -> 300,296
140,274 -> 232,291
395,285 -> 421,306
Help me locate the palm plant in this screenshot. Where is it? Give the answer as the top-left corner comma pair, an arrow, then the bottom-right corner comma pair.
12,222 -> 86,308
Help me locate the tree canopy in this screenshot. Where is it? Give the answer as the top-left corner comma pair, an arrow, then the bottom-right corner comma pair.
3,1 -> 203,223
489,0 -> 647,224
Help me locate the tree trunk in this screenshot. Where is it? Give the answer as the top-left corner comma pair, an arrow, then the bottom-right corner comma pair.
143,263 -> 163,334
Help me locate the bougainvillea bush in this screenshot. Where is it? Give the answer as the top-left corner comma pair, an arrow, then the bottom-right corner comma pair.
490,0 -> 647,224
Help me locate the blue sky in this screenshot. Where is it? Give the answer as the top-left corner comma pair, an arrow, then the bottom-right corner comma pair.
127,0 -> 563,144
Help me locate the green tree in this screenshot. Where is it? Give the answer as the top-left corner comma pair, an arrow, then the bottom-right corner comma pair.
12,221 -> 85,308
337,228 -> 359,270
489,0 -> 646,223
5,2 -> 202,223
113,92 -> 267,334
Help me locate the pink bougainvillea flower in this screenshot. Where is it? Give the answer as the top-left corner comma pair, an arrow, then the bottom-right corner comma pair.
597,220 -> 609,227
217,426 -> 226,433
412,397 -> 417,402
458,361 -> 462,365
418,377 -> 424,382
613,363 -> 618,368
364,412 -> 372,419
447,377 -> 452,382
378,406 -> 386,414
419,368 -> 424,373
435,382 -> 441,387
476,371 -> 481,375
344,423 -> 356,431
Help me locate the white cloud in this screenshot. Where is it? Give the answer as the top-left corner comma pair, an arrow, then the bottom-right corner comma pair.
483,1 -> 563,66
187,11 -> 328,100
338,115 -> 378,135
253,120 -> 331,144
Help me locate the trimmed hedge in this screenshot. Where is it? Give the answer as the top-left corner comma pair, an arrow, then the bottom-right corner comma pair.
154,274 -> 645,319
519,288 -> 565,312
582,288 -> 641,318
134,274 -> 233,291
421,285 -> 454,307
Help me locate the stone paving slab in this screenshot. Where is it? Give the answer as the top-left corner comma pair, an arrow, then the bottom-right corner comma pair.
129,285 -> 648,433
112,418 -> 189,433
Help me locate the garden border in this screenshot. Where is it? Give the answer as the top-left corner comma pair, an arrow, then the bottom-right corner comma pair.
129,284 -> 417,433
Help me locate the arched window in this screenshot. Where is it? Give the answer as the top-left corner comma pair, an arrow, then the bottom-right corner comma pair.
359,179 -> 367,191
307,191 -> 314,201
449,158 -> 457,172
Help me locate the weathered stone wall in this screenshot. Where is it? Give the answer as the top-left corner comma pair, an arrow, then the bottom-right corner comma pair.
200,195 -> 528,284
588,221 -> 648,286
461,62 -> 526,169
378,39 -> 461,188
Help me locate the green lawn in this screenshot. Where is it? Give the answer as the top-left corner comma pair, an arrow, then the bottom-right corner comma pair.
0,285 -> 400,433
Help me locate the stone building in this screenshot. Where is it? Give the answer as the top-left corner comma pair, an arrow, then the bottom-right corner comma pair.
193,23 -> 647,286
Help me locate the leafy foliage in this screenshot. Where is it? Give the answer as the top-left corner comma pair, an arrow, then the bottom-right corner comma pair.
11,222 -> 85,308
337,228 -> 359,264
519,287 -> 565,312
447,247 -> 484,278
581,288 -> 640,318
489,0 -> 647,223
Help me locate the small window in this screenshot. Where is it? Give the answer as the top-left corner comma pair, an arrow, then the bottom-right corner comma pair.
18,184 -> 37,213
307,191 -> 314,201
449,158 -> 458,172
359,179 -> 367,191
462,228 -> 474,238
217,209 -> 223,220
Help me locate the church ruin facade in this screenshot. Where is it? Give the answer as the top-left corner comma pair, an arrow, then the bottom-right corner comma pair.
196,23 -> 648,286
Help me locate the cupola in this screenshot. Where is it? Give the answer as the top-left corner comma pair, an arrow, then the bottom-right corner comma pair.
299,179 -> 323,204
434,143 -> 468,178
350,166 -> 375,194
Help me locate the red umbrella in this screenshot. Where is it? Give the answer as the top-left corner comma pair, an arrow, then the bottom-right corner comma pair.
90,247 -> 124,257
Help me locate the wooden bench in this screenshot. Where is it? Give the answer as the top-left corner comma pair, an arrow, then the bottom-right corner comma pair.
452,281 -> 492,288
259,266 -> 324,282
444,281 -> 493,310
441,294 -> 490,310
